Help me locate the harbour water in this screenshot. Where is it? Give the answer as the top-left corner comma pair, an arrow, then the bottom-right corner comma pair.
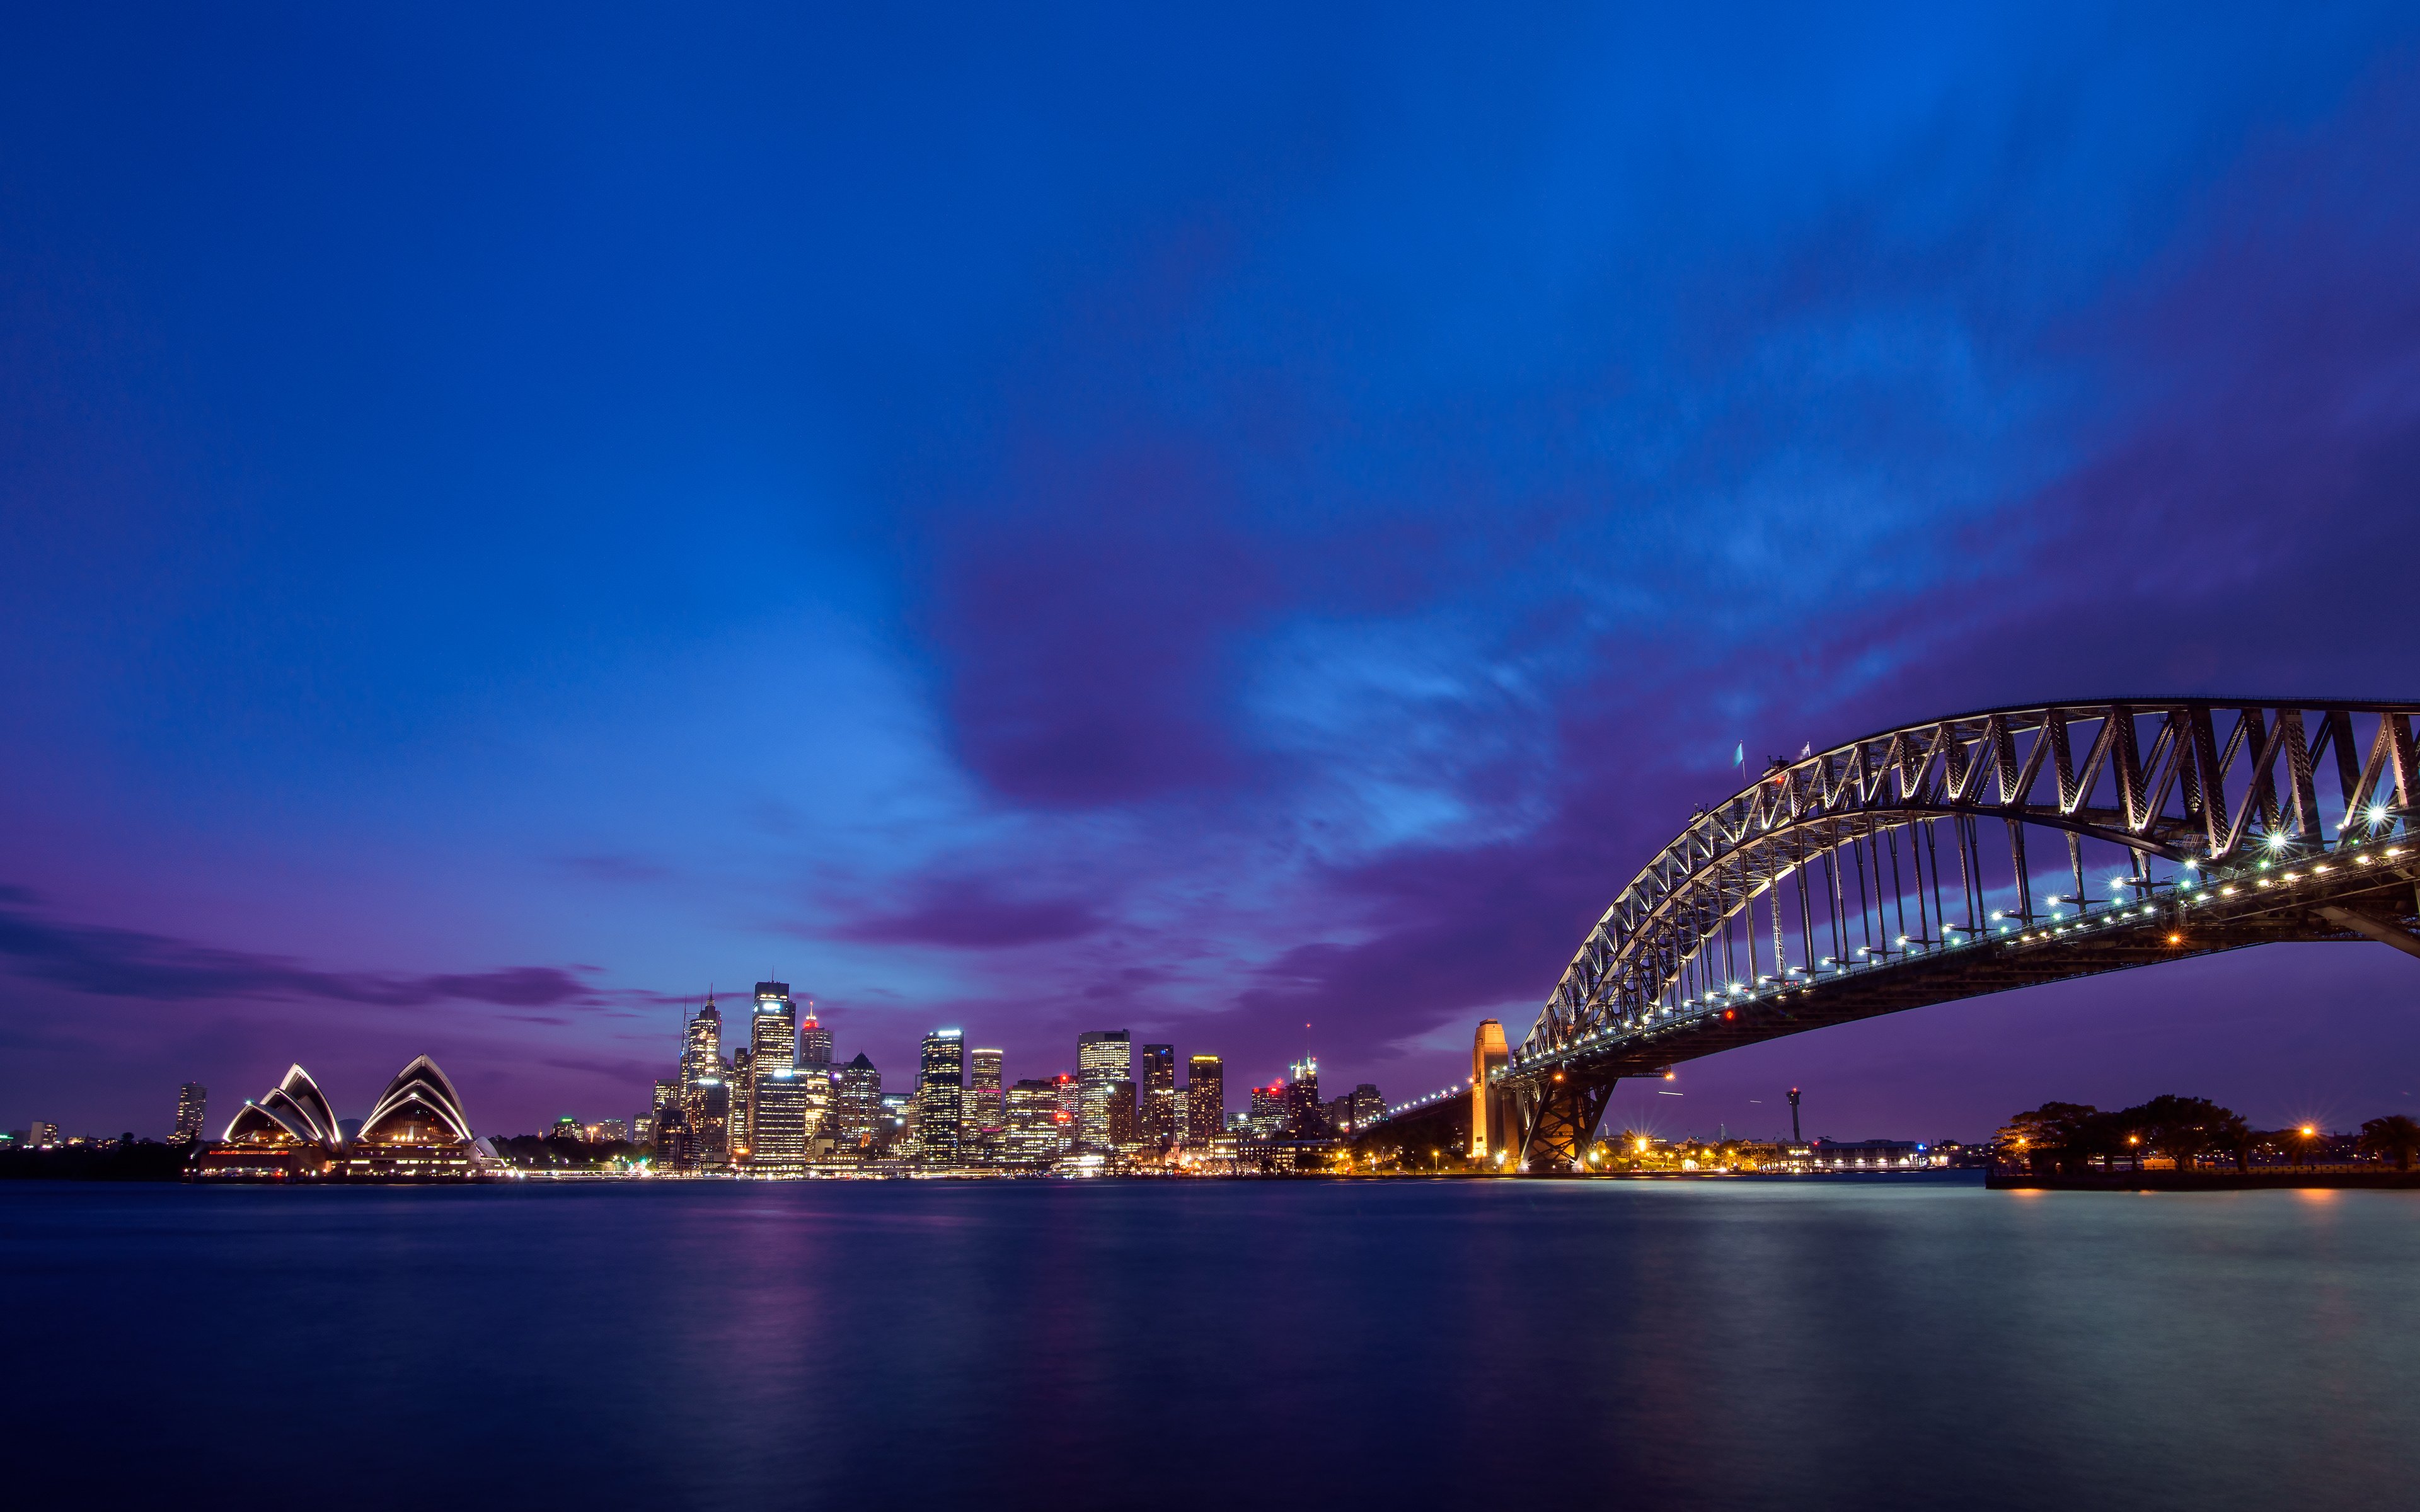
7,1175 -> 2416,1510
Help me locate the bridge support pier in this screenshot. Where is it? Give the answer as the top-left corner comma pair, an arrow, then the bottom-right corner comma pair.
1512,1076 -> 1613,1174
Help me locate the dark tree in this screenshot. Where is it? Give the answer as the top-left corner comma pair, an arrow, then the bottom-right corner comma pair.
2358,1114 -> 2420,1172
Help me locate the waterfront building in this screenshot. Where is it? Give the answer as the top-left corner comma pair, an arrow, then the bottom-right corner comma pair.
195,1056 -> 490,1181
747,982 -> 798,1166
692,1078 -> 732,1166
1106,1080 -> 1139,1152
171,1083 -> 209,1145
1139,1044 -> 1177,1148
835,1053 -> 881,1151
729,1049 -> 753,1154
966,1048 -> 1005,1162
1247,1082 -> 1286,1138
1076,1031 -> 1131,1153
1003,1079 -> 1069,1165
752,1068 -> 812,1174
1184,1055 -> 1222,1145
876,1091 -> 912,1153
917,1029 -> 965,1165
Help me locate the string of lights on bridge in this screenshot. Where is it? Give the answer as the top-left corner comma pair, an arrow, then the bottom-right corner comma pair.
1378,807 -> 2410,1126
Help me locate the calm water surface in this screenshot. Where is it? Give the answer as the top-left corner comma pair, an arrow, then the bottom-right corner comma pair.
6,1176 -> 2414,1510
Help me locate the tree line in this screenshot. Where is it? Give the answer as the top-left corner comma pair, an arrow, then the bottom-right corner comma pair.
2005,1096 -> 2420,1174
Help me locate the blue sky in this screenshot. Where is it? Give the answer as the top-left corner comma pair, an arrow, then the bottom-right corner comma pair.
6,4 -> 2420,1138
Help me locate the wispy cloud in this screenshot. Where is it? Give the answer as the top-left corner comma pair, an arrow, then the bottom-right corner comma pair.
0,892 -> 612,1010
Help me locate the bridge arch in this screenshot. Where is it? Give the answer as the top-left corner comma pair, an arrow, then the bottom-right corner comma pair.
1363,700 -> 2420,1172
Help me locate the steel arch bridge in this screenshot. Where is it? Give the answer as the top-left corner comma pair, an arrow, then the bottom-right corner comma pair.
1360,699 -> 2420,1172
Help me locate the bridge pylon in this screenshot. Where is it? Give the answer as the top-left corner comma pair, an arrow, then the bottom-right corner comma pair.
1511,1072 -> 1612,1174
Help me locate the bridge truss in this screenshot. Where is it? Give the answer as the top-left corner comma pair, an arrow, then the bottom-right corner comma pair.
1397,700 -> 2420,1172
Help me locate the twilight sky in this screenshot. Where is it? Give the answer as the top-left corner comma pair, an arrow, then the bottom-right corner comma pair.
7,6 -> 2420,1142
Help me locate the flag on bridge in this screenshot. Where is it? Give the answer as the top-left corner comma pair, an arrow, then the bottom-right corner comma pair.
1733,742 -> 1744,770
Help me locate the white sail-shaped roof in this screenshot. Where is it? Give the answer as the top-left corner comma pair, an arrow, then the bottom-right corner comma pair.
358,1055 -> 474,1143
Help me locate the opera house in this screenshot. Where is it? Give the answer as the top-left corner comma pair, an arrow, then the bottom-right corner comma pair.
191,1055 -> 499,1182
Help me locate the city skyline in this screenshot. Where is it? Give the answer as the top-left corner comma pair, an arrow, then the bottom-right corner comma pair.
7,9 -> 2420,1145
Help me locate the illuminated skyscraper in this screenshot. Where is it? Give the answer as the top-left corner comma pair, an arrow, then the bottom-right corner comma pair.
1184,1056 -> 1222,1145
917,1029 -> 965,1165
797,1003 -> 833,1068
1139,1044 -> 1177,1148
681,997 -> 722,1090
1106,1081 -> 1139,1151
835,1053 -> 880,1151
692,1078 -> 731,1165
1284,1057 -> 1323,1136
171,1083 -> 209,1145
965,1047 -> 1005,1162
1004,1079 -> 1069,1165
752,1067 -> 810,1174
746,982 -> 798,1166
1076,1031 -> 1131,1153
676,995 -> 734,1166
729,1048 -> 753,1154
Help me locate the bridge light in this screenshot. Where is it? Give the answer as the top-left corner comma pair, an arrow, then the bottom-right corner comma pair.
2168,932 -> 2182,944
2267,832 -> 2290,850
2371,805 -> 2388,824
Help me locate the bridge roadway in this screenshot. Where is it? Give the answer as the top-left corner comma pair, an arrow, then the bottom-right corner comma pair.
1356,699 -> 2420,1172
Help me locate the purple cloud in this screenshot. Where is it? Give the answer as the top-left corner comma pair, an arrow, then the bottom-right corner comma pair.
0,893 -> 609,1010
833,877 -> 1107,950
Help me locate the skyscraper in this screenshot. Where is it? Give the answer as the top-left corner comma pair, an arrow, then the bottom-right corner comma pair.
1106,1081 -> 1139,1151
751,1067 -> 811,1174
728,1048 -> 752,1155
1003,1078 -> 1068,1166
835,1053 -> 880,1151
171,1083 -> 209,1145
681,997 -> 723,1100
1076,1030 -> 1131,1153
1349,1082 -> 1385,1131
1184,1055 -> 1223,1145
965,1047 -> 1005,1162
917,1029 -> 965,1165
747,982 -> 798,1166
797,1002 -> 833,1068
1139,1044 -> 1177,1148
1284,1057 -> 1323,1136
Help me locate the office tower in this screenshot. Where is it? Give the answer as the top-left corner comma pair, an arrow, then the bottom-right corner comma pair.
594,1118 -> 628,1143
653,1079 -> 676,1118
171,1083 -> 209,1145
746,982 -> 798,1166
752,1068 -> 810,1174
1184,1056 -> 1223,1145
552,1116 -> 584,1142
1349,1084 -> 1383,1130
1054,1071 -> 1081,1139
835,1053 -> 880,1150
693,1078 -> 731,1164
1003,1079 -> 1068,1165
877,1091 -> 913,1152
680,997 -> 723,1099
633,1114 -> 657,1148
1139,1044 -> 1177,1148
917,1029 -> 965,1165
1284,1057 -> 1323,1136
797,1003 -> 833,1068
1076,1031 -> 1131,1153
1248,1082 -> 1285,1138
965,1048 -> 1005,1162
1106,1080 -> 1139,1151
654,1107 -> 694,1170
729,1048 -> 754,1155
